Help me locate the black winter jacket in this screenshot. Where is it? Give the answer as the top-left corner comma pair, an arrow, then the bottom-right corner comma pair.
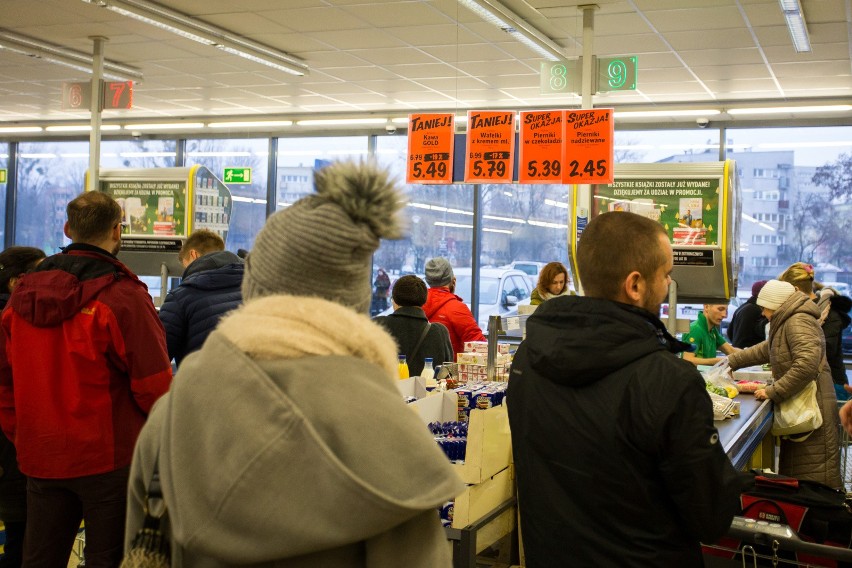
822,293 -> 851,386
728,296 -> 768,348
373,306 -> 453,376
507,295 -> 742,567
159,251 -> 244,366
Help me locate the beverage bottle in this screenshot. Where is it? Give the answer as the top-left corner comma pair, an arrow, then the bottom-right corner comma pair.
398,355 -> 409,380
421,357 -> 437,391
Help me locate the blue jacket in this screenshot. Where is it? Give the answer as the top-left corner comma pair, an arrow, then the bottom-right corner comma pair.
159,251 -> 244,366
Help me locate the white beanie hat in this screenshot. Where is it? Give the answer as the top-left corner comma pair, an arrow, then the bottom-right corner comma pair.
241,159 -> 406,314
757,279 -> 796,311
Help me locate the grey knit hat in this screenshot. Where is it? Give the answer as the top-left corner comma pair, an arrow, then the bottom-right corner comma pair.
241,159 -> 406,313
425,257 -> 454,287
757,279 -> 795,311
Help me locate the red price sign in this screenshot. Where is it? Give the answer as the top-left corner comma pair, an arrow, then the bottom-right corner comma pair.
60,81 -> 133,111
406,113 -> 454,184
563,108 -> 614,184
518,110 -> 564,184
104,81 -> 133,110
464,110 -> 515,183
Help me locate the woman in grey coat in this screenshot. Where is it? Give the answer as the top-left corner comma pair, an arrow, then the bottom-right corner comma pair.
728,280 -> 841,488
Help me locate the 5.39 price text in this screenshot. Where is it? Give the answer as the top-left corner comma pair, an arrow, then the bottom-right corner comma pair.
526,159 -> 561,178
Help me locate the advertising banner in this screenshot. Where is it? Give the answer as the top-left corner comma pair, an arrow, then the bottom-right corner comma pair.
518,110 -> 564,184
563,108 -> 614,184
464,110 -> 515,183
406,113 -> 454,184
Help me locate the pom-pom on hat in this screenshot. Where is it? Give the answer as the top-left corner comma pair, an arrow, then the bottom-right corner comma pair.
241,159 -> 406,314
425,257 -> 454,287
757,279 -> 796,311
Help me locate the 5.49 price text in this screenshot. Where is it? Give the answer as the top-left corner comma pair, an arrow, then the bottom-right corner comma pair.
410,161 -> 448,179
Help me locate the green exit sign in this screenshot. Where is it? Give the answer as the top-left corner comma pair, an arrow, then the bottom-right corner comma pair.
540,60 -> 580,95
597,56 -> 638,92
223,167 -> 252,184
0,169 -> 6,184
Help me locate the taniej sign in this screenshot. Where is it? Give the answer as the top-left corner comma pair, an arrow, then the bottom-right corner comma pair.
563,108 -> 614,185
518,110 -> 564,184
464,110 -> 515,183
406,113 -> 454,184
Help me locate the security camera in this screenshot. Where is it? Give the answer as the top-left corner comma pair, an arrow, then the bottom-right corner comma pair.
385,123 -> 397,135
130,130 -> 142,138
696,118 -> 709,128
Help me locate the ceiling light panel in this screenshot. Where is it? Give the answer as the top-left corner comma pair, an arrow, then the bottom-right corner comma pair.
82,0 -> 308,76
458,0 -> 565,61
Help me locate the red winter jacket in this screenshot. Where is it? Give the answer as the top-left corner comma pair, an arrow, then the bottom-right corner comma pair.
0,245 -> 173,479
422,287 -> 485,356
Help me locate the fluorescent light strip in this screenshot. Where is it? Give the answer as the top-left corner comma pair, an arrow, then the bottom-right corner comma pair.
458,0 -> 565,60
208,120 -> 293,128
19,153 -> 57,159
779,0 -> 811,52
231,196 -> 267,204
46,125 -> 122,132
119,151 -> 176,158
544,198 -> 569,209
84,0 -> 308,76
0,126 -> 43,133
614,110 -> 721,118
124,123 -> 204,130
435,221 -> 472,229
0,29 -> 143,81
187,151 -> 251,157
483,214 -> 526,224
727,105 -> 852,115
296,118 -> 388,126
757,141 -> 852,149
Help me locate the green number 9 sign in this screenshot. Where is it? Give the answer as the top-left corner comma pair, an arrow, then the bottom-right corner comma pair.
607,59 -> 628,90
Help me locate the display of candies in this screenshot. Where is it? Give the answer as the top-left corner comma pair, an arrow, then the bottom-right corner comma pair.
428,421 -> 468,437
436,437 -> 467,462
439,501 -> 455,526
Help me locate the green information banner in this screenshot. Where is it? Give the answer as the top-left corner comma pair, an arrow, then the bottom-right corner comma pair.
593,177 -> 721,246
223,167 -> 251,184
101,180 -> 187,238
0,169 -> 6,184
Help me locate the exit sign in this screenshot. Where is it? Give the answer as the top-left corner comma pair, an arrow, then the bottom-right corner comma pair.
597,56 -> 638,92
223,167 -> 252,184
61,81 -> 133,110
0,169 -> 6,184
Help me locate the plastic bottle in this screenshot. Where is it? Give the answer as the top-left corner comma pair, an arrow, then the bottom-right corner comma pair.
421,357 -> 437,391
398,355 -> 409,380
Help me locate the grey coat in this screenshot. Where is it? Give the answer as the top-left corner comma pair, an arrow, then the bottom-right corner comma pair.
729,291 -> 841,488
126,296 -> 464,567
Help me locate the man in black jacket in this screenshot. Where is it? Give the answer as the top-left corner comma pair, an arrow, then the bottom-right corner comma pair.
728,280 -> 769,348
508,211 -> 742,567
373,275 -> 452,376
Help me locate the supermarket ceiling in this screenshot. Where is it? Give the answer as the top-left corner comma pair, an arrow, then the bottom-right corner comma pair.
1,0 -> 851,126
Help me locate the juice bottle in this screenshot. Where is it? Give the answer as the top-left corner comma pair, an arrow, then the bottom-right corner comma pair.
398,355 -> 409,380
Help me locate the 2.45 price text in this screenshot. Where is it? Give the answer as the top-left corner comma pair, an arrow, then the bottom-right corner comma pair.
565,159 -> 608,178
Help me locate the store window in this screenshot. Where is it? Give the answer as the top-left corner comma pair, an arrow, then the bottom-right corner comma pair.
275,136 -> 368,211
15,140 -> 176,254
726,126 -> 852,288
373,136 -> 477,317
185,138 -> 267,253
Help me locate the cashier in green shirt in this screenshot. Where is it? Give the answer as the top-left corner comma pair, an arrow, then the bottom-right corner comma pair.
681,304 -> 737,366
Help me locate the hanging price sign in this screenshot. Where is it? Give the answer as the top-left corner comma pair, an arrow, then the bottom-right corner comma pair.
406,113 -> 454,184
464,110 -> 515,183
518,110 -> 564,184
563,108 -> 614,184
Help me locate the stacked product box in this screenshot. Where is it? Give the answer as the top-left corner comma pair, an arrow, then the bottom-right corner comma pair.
457,341 -> 512,382
454,382 -> 508,423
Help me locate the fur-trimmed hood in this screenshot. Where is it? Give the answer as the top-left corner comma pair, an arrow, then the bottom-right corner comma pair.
127,294 -> 463,566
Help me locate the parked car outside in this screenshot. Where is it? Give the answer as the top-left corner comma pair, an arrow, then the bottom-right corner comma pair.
453,267 -> 532,331
503,261 -> 547,287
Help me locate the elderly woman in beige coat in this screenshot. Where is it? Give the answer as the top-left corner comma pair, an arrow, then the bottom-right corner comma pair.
728,280 -> 841,488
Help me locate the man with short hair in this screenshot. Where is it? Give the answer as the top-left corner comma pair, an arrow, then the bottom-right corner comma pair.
0,190 -> 172,567
421,257 -> 485,356
682,303 -> 737,366
160,228 -> 244,365
508,211 -> 741,567
373,275 -> 452,376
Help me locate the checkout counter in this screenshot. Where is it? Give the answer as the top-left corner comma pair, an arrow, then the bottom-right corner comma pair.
718,396 -> 773,471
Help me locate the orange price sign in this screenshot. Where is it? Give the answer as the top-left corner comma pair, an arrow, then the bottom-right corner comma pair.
406,113 -> 455,184
519,110 -> 564,184
562,108 -> 614,184
464,110 -> 515,183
